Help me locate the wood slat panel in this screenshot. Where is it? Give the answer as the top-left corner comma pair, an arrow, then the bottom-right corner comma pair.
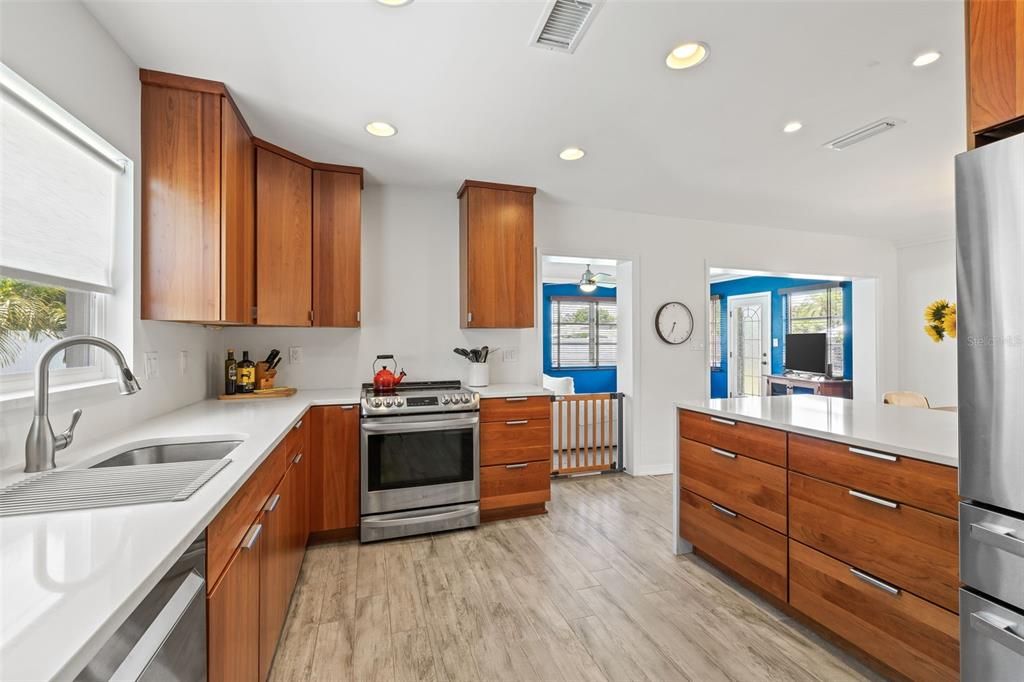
679,410 -> 786,467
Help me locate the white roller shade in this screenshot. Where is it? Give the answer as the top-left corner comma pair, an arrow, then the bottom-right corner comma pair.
1,64 -> 125,293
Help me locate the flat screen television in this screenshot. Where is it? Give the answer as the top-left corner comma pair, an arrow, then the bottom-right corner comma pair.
785,333 -> 828,374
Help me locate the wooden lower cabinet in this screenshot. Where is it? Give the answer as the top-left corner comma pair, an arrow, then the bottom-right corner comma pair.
679,409 -> 787,467
480,460 -> 551,511
789,540 -> 959,682
309,405 -> 360,533
208,516 -> 262,682
479,396 -> 552,520
480,419 -> 551,466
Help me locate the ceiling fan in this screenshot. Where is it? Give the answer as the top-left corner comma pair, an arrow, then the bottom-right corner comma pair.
578,264 -> 615,293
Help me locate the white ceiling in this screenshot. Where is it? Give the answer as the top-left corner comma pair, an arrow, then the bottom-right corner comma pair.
84,0 -> 966,244
543,256 -> 617,284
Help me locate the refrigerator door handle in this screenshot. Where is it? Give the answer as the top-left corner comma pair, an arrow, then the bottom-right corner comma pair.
970,522 -> 1024,558
970,611 -> 1024,657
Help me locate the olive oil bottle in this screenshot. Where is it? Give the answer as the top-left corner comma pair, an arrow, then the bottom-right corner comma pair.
224,349 -> 238,395
237,351 -> 256,393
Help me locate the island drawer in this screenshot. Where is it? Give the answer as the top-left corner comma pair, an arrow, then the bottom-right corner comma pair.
480,460 -> 551,511
678,437 -> 787,533
789,472 -> 959,612
788,433 -> 957,518
789,540 -> 959,682
679,489 -> 787,601
481,418 -> 551,466
679,410 -> 786,467
481,396 -> 552,423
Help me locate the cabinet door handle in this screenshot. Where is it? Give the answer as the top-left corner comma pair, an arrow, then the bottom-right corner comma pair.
848,446 -> 897,462
505,463 -> 528,469
241,523 -> 263,550
710,447 -> 737,459
293,453 -> 303,464
849,568 -> 900,596
264,494 -> 281,512
848,489 -> 899,509
710,416 -> 735,426
711,502 -> 737,518
294,420 -> 303,430
341,405 -> 356,411
971,522 -> 1024,558
505,397 -> 529,402
506,420 -> 529,426
971,612 -> 1024,656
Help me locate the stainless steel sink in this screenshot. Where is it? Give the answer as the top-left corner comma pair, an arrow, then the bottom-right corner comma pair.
90,440 -> 241,468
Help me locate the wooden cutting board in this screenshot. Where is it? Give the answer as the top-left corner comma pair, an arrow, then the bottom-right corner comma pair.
218,387 -> 297,400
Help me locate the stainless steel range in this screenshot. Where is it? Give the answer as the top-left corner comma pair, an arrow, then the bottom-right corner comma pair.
360,380 -> 480,542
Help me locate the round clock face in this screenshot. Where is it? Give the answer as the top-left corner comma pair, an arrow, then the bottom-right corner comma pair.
656,302 -> 693,345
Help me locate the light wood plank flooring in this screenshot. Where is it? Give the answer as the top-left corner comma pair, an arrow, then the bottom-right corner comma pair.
270,474 -> 879,681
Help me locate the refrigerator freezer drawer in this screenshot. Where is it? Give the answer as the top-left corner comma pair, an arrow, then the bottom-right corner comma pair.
961,503 -> 1024,611
961,589 -> 1024,682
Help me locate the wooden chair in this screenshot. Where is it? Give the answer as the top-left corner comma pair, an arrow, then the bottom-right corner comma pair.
882,391 -> 931,408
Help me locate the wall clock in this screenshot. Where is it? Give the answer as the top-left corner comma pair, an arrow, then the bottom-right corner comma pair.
655,302 -> 694,345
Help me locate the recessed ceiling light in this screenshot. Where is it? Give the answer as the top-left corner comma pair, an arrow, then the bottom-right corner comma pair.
783,121 -> 803,133
665,42 -> 709,70
365,121 -> 397,137
912,51 -> 941,67
559,147 -> 585,161
376,0 -> 412,6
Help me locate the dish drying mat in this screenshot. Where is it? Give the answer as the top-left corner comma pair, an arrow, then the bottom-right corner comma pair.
0,459 -> 230,517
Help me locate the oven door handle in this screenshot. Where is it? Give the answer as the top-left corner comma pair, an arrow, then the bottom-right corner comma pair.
363,505 -> 479,528
361,416 -> 479,434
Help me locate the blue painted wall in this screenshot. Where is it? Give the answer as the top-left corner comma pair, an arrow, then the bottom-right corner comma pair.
709,277 -> 853,399
543,283 -> 617,394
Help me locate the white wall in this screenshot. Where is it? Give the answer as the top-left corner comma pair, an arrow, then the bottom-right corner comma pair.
0,1 -> 211,469
223,186 -> 900,476
897,239 -> 957,407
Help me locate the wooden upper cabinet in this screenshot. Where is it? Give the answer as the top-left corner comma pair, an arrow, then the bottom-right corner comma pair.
140,70 -> 255,323
459,180 -> 536,328
256,147 -> 313,326
313,170 -> 362,327
967,0 -> 1024,139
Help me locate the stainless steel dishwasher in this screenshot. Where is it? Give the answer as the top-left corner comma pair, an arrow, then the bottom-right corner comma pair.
76,534 -> 207,681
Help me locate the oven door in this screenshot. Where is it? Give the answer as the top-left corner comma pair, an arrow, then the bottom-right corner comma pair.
361,412 -> 480,515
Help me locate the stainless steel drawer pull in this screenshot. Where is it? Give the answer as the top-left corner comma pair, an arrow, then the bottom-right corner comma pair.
710,447 -> 737,459
505,397 -> 529,402
711,502 -> 737,518
971,612 -> 1024,656
971,522 -> 1024,558
294,420 -> 303,430
849,568 -> 900,596
264,493 -> 281,512
241,523 -> 263,550
710,416 -> 736,426
505,463 -> 528,469
848,446 -> 898,462
848,489 -> 899,509
506,420 -> 529,426
293,452 -> 303,464
341,405 -> 356,411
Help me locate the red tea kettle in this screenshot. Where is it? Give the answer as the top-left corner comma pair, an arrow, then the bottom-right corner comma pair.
372,354 -> 406,391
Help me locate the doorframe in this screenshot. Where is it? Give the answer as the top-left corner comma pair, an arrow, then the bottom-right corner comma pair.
726,291 -> 772,398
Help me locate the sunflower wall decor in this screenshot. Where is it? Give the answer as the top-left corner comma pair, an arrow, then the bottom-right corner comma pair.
924,299 -> 956,342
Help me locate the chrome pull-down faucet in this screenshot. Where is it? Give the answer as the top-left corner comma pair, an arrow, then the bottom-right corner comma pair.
24,335 -> 141,473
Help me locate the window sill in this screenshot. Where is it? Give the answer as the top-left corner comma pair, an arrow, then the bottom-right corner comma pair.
0,378 -> 120,411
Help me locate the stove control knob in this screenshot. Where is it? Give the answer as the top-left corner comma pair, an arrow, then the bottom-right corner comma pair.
395,397 -> 405,407
460,394 -> 471,404
372,398 -> 382,408
441,395 -> 451,405
383,398 -> 394,407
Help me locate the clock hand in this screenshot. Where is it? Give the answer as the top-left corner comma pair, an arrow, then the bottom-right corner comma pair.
670,321 -> 677,335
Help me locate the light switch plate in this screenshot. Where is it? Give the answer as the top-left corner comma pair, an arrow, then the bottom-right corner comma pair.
288,346 -> 303,364
502,347 -> 519,363
178,350 -> 188,376
144,351 -> 159,379
772,338 -> 779,348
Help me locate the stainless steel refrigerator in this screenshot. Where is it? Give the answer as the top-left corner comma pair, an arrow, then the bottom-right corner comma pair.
956,132 -> 1024,680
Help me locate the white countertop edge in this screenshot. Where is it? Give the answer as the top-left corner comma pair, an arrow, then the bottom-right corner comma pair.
676,397 -> 958,468
473,383 -> 552,398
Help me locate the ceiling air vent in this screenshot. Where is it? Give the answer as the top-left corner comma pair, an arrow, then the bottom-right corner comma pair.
530,0 -> 602,54
823,118 -> 905,151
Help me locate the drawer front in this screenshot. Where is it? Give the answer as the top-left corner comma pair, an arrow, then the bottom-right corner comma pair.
678,410 -> 786,467
481,396 -> 551,423
789,472 -> 959,612
789,433 -> 958,518
678,489 -> 787,601
961,589 -> 1024,682
207,442 -> 288,589
481,419 -> 551,466
678,437 -> 787,533
480,460 -> 551,510
789,540 -> 959,682
960,502 -> 1024,610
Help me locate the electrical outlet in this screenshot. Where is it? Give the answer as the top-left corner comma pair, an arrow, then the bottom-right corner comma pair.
144,351 -> 159,379
772,338 -> 779,348
178,350 -> 189,376
288,346 -> 303,364
502,347 -> 519,363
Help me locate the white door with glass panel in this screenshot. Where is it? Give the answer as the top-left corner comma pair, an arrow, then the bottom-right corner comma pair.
727,293 -> 771,397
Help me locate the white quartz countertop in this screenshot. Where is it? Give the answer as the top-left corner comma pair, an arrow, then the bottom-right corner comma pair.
0,388 -> 360,681
474,383 -> 552,398
677,395 -> 957,468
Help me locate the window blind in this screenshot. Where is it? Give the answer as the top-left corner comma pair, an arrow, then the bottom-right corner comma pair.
550,296 -> 617,368
785,285 -> 845,376
709,295 -> 723,369
1,65 -> 125,293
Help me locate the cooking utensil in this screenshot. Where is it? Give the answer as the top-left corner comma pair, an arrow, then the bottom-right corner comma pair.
453,348 -> 471,360
480,346 -> 489,362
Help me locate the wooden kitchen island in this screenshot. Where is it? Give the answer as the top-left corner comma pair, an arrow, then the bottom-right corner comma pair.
674,395 -> 959,682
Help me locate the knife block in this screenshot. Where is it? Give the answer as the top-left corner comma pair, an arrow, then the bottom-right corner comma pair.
255,362 -> 277,390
